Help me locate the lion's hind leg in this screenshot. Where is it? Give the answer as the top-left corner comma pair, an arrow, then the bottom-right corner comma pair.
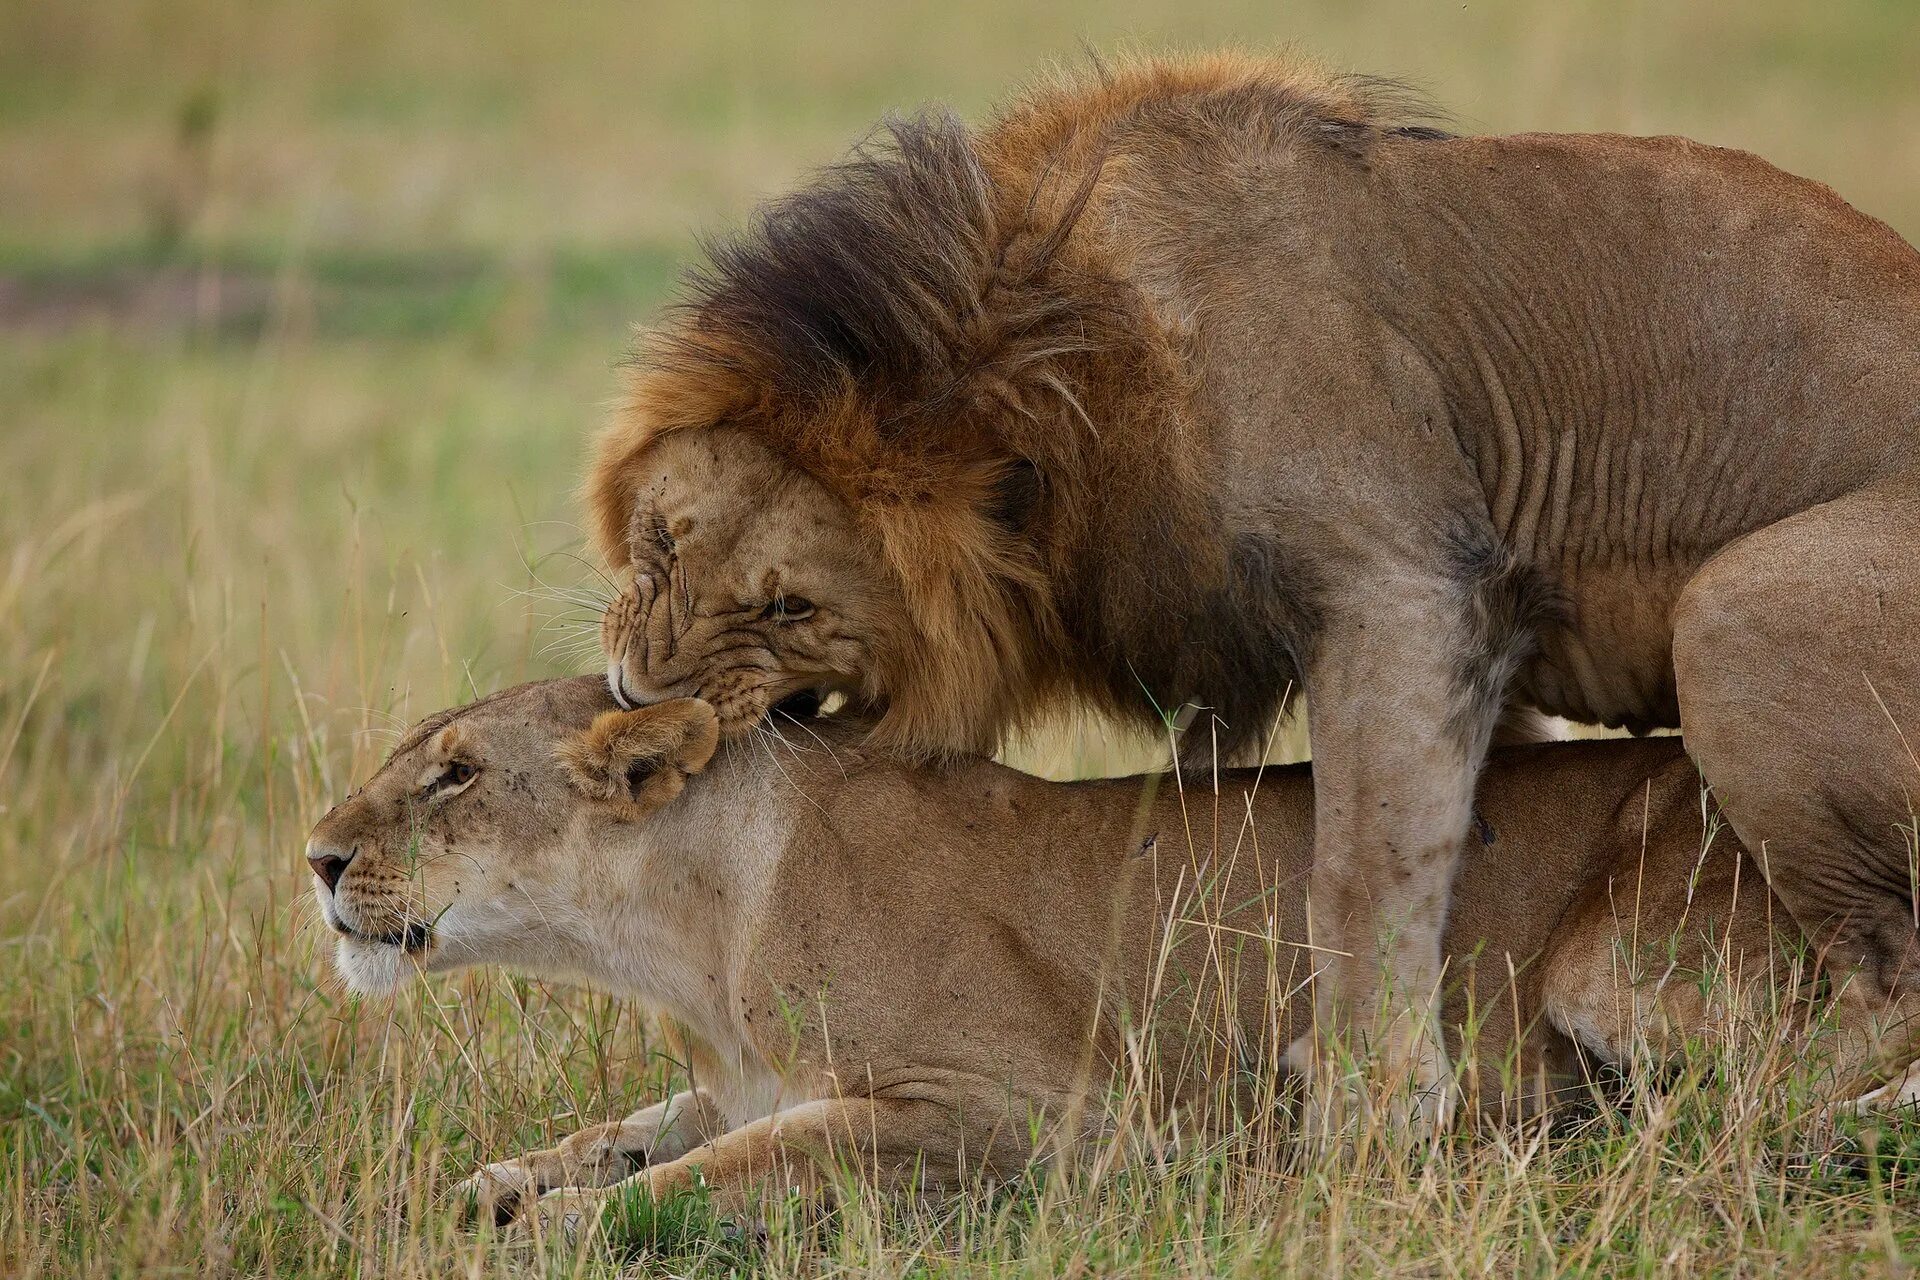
1671,481 -> 1920,1097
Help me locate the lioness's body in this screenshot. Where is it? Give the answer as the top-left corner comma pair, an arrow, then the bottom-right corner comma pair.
307,680 -> 1866,1226
590,55 -> 1920,1118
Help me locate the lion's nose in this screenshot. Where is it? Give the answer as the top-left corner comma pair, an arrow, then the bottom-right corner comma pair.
307,842 -> 356,893
608,657 -> 698,709
607,659 -> 636,710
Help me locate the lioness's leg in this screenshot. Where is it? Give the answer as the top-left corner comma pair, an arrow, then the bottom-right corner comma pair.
534,1088 -> 1036,1233
456,1088 -> 722,1226
1671,481 -> 1920,1093
1537,825 -> 1880,1082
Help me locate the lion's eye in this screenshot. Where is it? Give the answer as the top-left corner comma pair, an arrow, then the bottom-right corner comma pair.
440,760 -> 478,790
759,596 -> 815,623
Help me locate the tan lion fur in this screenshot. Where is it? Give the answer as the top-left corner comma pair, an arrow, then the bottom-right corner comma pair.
585,50 -> 1920,1121
307,679 -> 1901,1228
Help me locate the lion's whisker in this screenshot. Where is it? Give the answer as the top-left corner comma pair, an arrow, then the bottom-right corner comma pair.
746,720 -> 829,816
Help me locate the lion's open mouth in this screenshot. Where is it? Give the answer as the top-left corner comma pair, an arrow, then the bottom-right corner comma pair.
771,689 -> 824,722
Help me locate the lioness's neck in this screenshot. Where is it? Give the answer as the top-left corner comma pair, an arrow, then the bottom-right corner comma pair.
566,759 -> 790,1055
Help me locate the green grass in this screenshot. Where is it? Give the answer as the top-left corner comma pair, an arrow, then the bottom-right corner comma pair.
5,0 -> 1920,1274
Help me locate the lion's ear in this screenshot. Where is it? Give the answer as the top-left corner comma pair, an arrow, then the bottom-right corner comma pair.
559,699 -> 721,817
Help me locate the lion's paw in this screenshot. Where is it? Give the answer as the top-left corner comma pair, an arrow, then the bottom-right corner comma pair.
1286,1022 -> 1458,1149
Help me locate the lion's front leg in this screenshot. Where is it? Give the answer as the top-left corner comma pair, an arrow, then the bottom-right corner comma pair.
456,1088 -> 722,1226
1288,563 -> 1529,1137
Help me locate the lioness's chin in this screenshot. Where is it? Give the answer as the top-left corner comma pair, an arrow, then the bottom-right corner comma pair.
333,935 -> 427,996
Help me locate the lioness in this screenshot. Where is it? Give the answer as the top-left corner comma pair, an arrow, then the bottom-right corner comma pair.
306,678 -> 1887,1230
585,52 -> 1920,1121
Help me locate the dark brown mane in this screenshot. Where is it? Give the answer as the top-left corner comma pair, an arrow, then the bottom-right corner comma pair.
626,105 -> 1123,517
622,54 -> 1448,491
657,110 -> 1057,416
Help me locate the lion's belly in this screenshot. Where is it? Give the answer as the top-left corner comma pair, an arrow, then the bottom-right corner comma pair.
1515,561 -> 1689,732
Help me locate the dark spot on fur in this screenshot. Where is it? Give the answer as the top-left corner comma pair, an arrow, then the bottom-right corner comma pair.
992,459 -> 1043,532
1097,528 -> 1321,768
1442,519 -> 1565,747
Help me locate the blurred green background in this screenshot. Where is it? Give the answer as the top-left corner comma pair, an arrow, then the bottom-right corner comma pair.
3,3 -> 1920,1273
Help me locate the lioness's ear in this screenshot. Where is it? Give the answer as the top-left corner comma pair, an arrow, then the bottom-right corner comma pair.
559,699 -> 721,818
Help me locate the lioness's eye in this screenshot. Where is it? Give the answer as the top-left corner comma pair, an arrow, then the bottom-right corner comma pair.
760,596 -> 815,623
444,761 -> 477,788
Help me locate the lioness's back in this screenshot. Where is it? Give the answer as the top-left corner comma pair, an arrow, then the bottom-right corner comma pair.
749,735 -> 1703,1107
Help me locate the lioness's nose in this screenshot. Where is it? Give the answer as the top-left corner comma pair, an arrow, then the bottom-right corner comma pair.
307,842 -> 355,893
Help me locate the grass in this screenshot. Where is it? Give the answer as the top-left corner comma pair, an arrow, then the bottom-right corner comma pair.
4,0 -> 1920,1274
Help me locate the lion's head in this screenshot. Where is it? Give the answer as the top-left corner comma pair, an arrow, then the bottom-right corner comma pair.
304,677 -> 718,994
593,426 -> 911,735
586,96 -> 1203,759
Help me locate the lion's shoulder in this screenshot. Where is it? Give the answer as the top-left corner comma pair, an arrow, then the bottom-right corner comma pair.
984,51 -> 1446,168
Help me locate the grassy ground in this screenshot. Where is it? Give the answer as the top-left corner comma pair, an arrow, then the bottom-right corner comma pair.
5,0 -> 1920,1274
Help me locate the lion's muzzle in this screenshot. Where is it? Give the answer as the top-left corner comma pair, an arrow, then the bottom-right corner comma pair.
601,576 -> 796,734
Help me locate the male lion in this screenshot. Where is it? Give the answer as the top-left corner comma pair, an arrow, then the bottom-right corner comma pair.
586,52 -> 1920,1121
307,678 -> 1896,1232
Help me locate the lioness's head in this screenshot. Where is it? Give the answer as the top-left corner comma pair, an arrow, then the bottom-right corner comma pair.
305,677 -> 718,994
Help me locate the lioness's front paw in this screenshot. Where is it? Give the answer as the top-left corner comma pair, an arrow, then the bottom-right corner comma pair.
453,1162 -> 538,1227
532,1187 -> 611,1244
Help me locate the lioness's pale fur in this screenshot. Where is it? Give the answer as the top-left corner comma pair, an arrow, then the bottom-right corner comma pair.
585,51 -> 1920,1119
307,679 -> 1888,1230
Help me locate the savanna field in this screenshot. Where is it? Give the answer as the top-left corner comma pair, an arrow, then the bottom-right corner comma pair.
7,1 -> 1920,1274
